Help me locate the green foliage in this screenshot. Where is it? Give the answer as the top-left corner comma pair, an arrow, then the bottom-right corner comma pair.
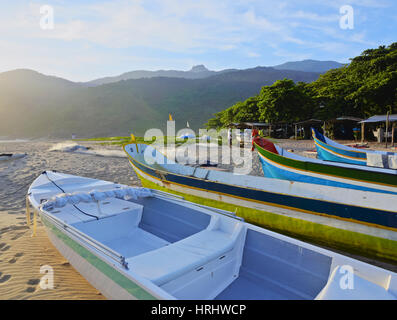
206,79 -> 315,127
309,43 -> 397,119
0,67 -> 319,138
257,79 -> 315,123
206,43 -> 397,128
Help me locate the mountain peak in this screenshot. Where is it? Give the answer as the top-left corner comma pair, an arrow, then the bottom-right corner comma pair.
190,65 -> 209,73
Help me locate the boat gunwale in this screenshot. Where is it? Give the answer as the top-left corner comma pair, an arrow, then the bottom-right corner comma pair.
124,142 -> 397,232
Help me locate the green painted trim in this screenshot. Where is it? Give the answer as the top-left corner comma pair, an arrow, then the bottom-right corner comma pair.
255,142 -> 397,187
41,216 -> 157,300
138,173 -> 397,264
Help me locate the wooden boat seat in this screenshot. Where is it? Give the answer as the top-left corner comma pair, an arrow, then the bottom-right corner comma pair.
128,217 -> 244,286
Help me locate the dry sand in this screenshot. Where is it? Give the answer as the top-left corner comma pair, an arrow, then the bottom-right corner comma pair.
0,138 -> 396,300
0,140 -> 139,300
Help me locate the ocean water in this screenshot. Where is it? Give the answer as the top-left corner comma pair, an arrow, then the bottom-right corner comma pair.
0,140 -> 140,211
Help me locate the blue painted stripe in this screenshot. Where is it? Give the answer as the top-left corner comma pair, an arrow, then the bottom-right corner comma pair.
312,128 -> 366,159
129,156 -> 397,230
258,153 -> 397,195
312,128 -> 326,143
314,137 -> 367,160
314,141 -> 368,165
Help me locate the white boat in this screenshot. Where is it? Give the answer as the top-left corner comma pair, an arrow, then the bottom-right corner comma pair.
27,171 -> 397,300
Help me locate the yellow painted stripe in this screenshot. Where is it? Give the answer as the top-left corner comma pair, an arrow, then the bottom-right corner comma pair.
255,142 -> 396,189
314,139 -> 367,161
126,143 -> 397,215
129,159 -> 397,233
141,173 -> 397,263
127,148 -> 364,209
311,132 -> 367,155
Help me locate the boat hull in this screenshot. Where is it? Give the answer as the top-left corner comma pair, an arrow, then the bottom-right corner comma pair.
257,149 -> 396,195
39,212 -> 159,300
313,136 -> 367,165
124,145 -> 397,263
255,142 -> 397,195
311,128 -> 397,168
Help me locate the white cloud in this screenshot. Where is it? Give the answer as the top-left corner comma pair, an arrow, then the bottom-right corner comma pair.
247,51 -> 261,58
0,0 -> 308,51
0,0 -> 393,80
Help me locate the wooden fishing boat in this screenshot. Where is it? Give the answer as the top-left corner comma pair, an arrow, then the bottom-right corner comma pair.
312,128 -> 397,169
123,142 -> 397,263
27,171 -> 397,300
254,138 -> 397,195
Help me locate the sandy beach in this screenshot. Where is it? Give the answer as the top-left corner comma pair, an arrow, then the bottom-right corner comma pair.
0,140 -> 138,300
0,138 -> 396,300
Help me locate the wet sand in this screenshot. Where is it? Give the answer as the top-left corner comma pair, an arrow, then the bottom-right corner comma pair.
0,138 -> 396,300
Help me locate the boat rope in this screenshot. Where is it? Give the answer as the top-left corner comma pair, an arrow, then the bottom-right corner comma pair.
40,171 -> 153,215
40,187 -> 153,211
42,171 -> 100,220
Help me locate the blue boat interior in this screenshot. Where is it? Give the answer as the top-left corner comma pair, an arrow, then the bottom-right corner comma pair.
69,196 -> 333,300
215,229 -> 331,300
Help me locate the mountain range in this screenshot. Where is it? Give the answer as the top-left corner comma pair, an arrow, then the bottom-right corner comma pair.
84,65 -> 237,86
84,60 -> 344,86
273,59 -> 345,73
0,60 -> 343,138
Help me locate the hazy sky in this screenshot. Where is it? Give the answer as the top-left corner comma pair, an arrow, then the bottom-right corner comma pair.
0,0 -> 395,81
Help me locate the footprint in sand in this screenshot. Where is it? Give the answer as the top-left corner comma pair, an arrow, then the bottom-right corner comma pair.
11,233 -> 25,240
0,227 -> 10,234
10,225 -> 29,231
26,279 -> 40,293
8,252 -> 24,264
0,273 -> 12,284
27,279 -> 40,285
0,244 -> 10,252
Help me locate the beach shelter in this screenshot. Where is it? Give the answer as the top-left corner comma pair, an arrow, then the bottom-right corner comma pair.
325,117 -> 363,140
293,119 -> 323,139
359,114 -> 397,145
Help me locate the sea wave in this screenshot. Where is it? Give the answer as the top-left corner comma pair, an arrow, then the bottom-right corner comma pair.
49,142 -> 126,158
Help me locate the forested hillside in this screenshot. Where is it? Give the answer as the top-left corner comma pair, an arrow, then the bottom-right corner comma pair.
206,43 -> 397,129
0,67 -> 320,138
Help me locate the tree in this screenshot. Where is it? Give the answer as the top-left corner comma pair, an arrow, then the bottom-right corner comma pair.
258,79 -> 314,123
206,43 -> 397,130
309,43 -> 397,117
